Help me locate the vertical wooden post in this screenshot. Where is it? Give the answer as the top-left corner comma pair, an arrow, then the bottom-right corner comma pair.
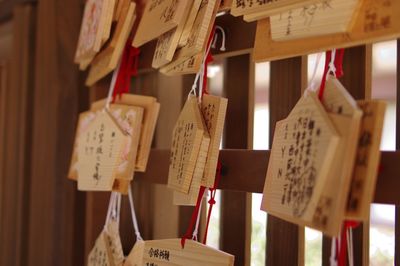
28,0 -> 88,264
267,56 -> 305,266
322,45 -> 372,266
220,54 -> 251,266
0,5 -> 36,266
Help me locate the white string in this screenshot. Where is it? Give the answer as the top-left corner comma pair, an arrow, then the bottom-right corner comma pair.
211,26 -> 226,51
305,53 -> 323,95
328,49 -> 337,77
105,192 -> 116,227
105,59 -> 122,110
330,237 -> 337,266
191,190 -> 206,241
128,185 -> 143,241
347,228 -> 354,266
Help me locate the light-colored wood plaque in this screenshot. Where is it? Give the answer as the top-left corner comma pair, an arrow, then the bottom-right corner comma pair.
132,0 -> 191,47
346,100 -> 386,221
124,239 -> 234,266
261,92 -> 340,231
231,0 -> 320,18
69,104 -> 144,193
311,77 -> 362,235
201,95 -> 228,187
152,2 -> 193,68
254,0 -> 400,62
173,129 -> 210,206
101,0 -> 117,45
159,52 -> 203,76
268,0 -> 361,41
178,0 -> 203,47
173,0 -> 221,60
88,220 -> 125,266
77,110 -> 131,191
75,0 -> 109,64
86,0 -> 136,86
168,96 -> 207,194
91,94 -> 160,172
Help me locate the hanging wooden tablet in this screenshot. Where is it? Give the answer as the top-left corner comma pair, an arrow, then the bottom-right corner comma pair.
267,0 -> 361,41
152,2 -> 193,68
70,104 -> 143,193
254,0 -> 400,62
201,95 -> 228,187
132,0 -> 191,47
86,0 -> 136,86
346,100 -> 386,220
124,239 -> 234,266
231,0 -> 320,18
77,110 -> 130,191
88,220 -> 125,266
178,0 -> 203,47
159,52 -> 203,76
74,0 -> 109,64
173,129 -> 210,206
309,77 -> 363,235
172,0 -> 221,61
124,240 -> 145,266
101,0 -> 117,46
261,92 -> 340,232
91,94 -> 160,172
168,96 -> 207,194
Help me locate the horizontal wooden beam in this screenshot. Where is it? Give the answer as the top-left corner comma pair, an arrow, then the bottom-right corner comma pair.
136,149 -> 400,205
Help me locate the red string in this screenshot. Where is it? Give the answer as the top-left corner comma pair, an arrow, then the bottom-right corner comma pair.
203,161 -> 222,244
318,48 -> 345,101
338,221 -> 360,266
112,41 -> 140,102
180,186 -> 206,248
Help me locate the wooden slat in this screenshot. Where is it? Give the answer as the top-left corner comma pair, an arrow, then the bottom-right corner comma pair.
322,45 -> 371,266
28,0 -> 87,264
266,56 -> 304,266
136,149 -> 400,204
220,54 -> 250,266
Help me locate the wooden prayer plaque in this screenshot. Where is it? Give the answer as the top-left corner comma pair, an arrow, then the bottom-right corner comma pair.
101,0 -> 117,46
231,0 -> 320,18
77,110 -> 130,191
173,129 -> 210,206
173,0 -> 221,60
124,239 -> 234,266
91,94 -> 160,172
346,100 -> 386,220
311,76 -> 362,234
178,0 -> 203,47
261,92 -> 340,232
73,104 -> 143,192
152,3 -> 193,68
75,0 -> 109,64
132,0 -> 190,47
159,52 -> 203,76
168,96 -> 208,194
201,95 -> 228,187
86,0 -> 136,86
88,220 -> 125,266
254,0 -> 400,62
268,0 -> 361,41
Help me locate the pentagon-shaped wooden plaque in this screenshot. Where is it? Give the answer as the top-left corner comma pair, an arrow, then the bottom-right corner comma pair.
124,239 -> 234,266
261,92 -> 340,232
